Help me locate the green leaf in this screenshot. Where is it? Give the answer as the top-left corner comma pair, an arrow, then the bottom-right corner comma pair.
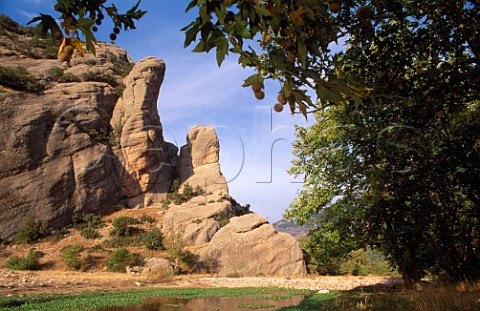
242,74 -> 264,87
185,0 -> 198,12
215,37 -> 229,67
192,40 -> 206,52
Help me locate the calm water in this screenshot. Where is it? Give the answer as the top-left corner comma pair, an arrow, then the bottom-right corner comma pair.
97,293 -> 304,311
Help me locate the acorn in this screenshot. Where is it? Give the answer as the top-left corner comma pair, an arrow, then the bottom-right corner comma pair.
274,103 -> 284,112
251,82 -> 263,92
254,91 -> 265,100
277,94 -> 287,104
329,3 -> 341,14
356,6 -> 372,19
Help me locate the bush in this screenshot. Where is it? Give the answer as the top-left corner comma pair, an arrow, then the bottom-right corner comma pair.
73,213 -> 104,239
60,245 -> 88,271
108,53 -> 134,77
139,214 -> 156,224
106,248 -> 138,273
142,228 -> 164,251
15,215 -> 48,244
80,227 -> 100,239
164,224 -> 196,273
110,216 -> 140,237
57,73 -> 81,83
161,200 -> 170,209
0,65 -> 45,92
82,72 -> 118,87
339,248 -> 396,276
5,250 -> 42,270
46,67 -> 64,81
167,182 -> 202,205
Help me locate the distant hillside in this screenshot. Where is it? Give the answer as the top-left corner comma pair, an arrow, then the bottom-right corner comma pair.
273,220 -> 308,239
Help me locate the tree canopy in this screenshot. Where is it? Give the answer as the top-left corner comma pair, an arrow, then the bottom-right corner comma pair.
284,0 -> 480,288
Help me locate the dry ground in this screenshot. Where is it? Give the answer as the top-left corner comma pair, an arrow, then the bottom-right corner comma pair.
0,269 -> 402,296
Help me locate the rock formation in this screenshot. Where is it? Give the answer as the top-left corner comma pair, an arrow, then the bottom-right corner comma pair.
110,57 -> 177,207
200,214 -> 306,277
178,126 -> 228,194
0,19 -> 305,277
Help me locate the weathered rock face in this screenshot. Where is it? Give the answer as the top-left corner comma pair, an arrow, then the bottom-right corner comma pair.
178,126 -> 228,194
201,214 -> 306,277
161,191 -> 233,245
0,82 -> 121,237
110,57 -> 177,207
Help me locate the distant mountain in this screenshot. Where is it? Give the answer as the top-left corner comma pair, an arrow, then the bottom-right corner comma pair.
272,220 -> 309,239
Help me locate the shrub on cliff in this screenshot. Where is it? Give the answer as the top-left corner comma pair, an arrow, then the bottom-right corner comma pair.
0,65 -> 45,92
14,215 -> 48,244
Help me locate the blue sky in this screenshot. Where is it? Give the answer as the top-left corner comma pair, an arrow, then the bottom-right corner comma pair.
0,0 -> 310,222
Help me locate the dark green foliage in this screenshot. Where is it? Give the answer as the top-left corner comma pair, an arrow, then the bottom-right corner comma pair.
14,215 -> 48,244
60,245 -> 88,271
339,249 -> 396,276
106,248 -> 138,273
110,216 -> 140,237
28,0 -> 146,55
79,227 -> 99,239
167,181 -> 203,205
108,53 -> 134,77
72,213 -> 104,239
46,67 -> 64,81
82,72 -> 119,87
46,67 -> 80,83
139,214 -> 156,224
101,235 -> 144,248
57,73 -> 81,83
0,65 -> 45,92
142,228 -> 163,251
5,250 -> 42,270
161,200 -> 170,209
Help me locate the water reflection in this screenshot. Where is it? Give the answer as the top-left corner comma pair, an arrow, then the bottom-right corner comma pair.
97,293 -> 304,310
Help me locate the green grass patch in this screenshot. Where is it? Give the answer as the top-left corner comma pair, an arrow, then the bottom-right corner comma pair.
238,303 -> 275,309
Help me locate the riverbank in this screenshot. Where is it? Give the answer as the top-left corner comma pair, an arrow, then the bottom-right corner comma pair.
0,269 -> 401,296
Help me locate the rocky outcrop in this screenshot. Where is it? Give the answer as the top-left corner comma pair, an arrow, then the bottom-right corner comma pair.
161,191 -> 235,245
178,126 -> 228,194
110,57 -> 177,207
200,214 -> 306,277
0,81 -> 121,236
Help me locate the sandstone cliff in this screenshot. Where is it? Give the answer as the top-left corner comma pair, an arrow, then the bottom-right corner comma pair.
0,19 -> 305,277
